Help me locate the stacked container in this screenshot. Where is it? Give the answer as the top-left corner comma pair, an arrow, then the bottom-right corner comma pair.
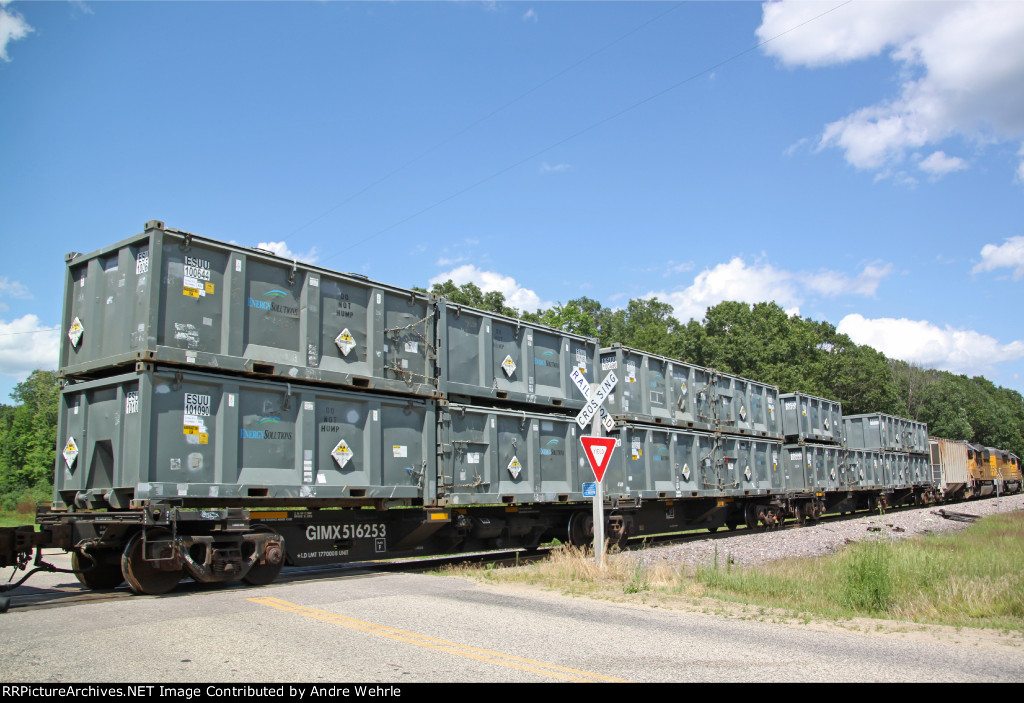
597,345 -> 716,430
843,412 -> 930,491
57,221 -> 448,510
54,220 -> 935,523
779,393 -> 842,444
57,220 -> 609,511
436,302 -> 599,410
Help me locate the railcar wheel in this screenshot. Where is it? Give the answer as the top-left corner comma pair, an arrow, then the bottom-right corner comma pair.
707,526 -> 718,534
72,550 -> 124,590
607,515 -> 629,550
744,504 -> 760,530
122,530 -> 182,595
794,503 -> 807,527
243,530 -> 286,586
726,520 -> 739,531
567,512 -> 593,548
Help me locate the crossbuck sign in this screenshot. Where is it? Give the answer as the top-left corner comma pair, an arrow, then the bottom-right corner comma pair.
572,368 -> 617,430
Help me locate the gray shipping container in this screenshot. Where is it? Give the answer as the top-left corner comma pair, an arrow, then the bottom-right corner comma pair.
435,300 -> 599,409
56,367 -> 436,510
613,426 -> 720,499
837,448 -> 877,489
779,392 -> 843,444
437,404 -> 588,505
843,413 -> 928,454
905,419 -> 930,455
780,444 -> 843,493
718,436 -> 783,497
909,452 -> 930,486
835,448 -> 863,489
713,373 -> 782,439
60,221 -> 438,397
843,414 -> 898,451
598,345 -> 716,431
604,426 -> 781,499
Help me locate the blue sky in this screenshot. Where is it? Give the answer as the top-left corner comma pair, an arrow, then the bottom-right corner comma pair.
1,0 -> 1023,403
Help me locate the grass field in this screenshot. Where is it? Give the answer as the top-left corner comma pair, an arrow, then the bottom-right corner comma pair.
0,507 -> 41,528
444,511 -> 1024,632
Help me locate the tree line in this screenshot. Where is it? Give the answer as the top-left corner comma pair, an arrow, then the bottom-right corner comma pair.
0,370 -> 59,511
1,286 -> 1021,507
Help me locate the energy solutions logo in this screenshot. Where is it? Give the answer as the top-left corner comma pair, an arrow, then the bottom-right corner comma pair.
534,349 -> 559,368
248,289 -> 298,315
240,415 -> 293,440
539,438 -> 564,456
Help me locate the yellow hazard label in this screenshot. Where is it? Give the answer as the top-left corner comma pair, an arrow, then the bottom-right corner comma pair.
205,282 -> 215,294
183,286 -> 200,298
199,433 -> 209,444
183,425 -> 199,435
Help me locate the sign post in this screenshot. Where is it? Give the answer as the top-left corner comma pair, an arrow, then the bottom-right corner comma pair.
573,369 -> 618,566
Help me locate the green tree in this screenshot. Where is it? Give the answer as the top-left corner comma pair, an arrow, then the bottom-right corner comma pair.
0,370 -> 60,499
537,297 -> 605,338
601,298 -> 681,357
427,280 -> 519,317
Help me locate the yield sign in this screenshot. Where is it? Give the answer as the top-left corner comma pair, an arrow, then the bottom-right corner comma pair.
580,436 -> 617,482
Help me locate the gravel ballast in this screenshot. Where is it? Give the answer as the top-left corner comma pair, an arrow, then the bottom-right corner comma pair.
632,494 -> 1024,569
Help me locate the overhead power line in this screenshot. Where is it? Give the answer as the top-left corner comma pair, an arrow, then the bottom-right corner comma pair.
0,327 -> 60,337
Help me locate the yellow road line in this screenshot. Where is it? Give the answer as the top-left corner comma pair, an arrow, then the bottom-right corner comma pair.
247,596 -> 629,683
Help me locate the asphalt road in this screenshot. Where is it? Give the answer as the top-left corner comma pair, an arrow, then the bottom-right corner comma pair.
1,552 -> 1022,683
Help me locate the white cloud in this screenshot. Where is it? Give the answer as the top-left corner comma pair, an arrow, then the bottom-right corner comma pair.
0,315 -> 59,388
803,261 -> 893,297
758,1 -> 941,68
254,240 -> 318,264
0,277 -> 31,313
972,236 -> 1024,280
838,313 -> 1024,377
647,257 -> 892,322
0,1 -> 32,62
430,264 -> 551,313
648,258 -> 799,322
523,8 -> 537,23
0,277 -> 30,300
541,162 -> 571,173
759,1 -> 1024,179
918,150 -> 967,176
664,260 -> 694,276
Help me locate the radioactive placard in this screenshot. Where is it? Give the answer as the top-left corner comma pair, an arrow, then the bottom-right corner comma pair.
335,328 -> 356,356
331,439 -> 354,469
62,436 -> 79,469
68,317 -> 84,348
